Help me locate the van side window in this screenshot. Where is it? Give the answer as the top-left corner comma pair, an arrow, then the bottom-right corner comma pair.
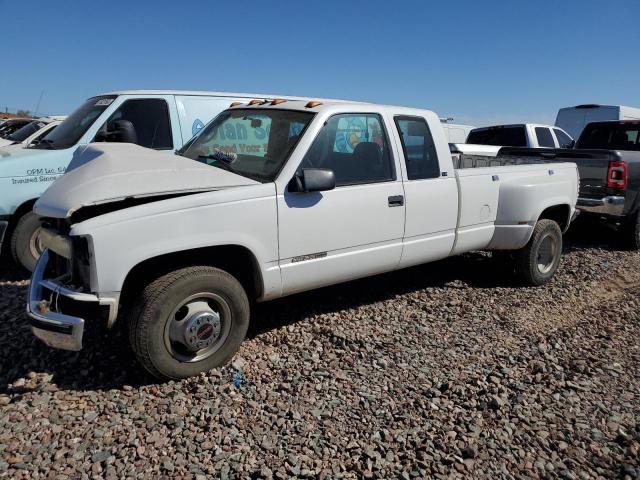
101,99 -> 173,149
553,129 -> 573,148
535,127 -> 555,148
299,113 -> 394,186
394,116 -> 440,180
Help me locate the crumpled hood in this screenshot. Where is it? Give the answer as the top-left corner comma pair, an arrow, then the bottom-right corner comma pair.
35,143 -> 260,218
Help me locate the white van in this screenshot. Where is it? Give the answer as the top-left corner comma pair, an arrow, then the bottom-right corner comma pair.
555,104 -> 640,140
441,122 -> 474,143
0,90 -> 310,271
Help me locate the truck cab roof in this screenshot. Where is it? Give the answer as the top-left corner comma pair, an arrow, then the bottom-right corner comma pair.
227,99 -> 434,117
98,90 -> 366,105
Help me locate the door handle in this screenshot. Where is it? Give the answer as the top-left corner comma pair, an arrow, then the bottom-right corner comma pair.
388,195 -> 404,207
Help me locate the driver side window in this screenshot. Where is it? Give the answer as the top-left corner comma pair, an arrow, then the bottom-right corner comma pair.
299,113 -> 394,186
96,99 -> 173,149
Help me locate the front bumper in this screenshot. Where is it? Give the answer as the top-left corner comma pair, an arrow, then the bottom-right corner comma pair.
26,250 -> 117,351
577,196 -> 625,217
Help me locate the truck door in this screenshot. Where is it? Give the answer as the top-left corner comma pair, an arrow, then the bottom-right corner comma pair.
392,115 -> 458,268
277,113 -> 405,295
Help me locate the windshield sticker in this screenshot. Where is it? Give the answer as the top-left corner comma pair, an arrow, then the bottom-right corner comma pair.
95,98 -> 114,107
192,119 -> 205,136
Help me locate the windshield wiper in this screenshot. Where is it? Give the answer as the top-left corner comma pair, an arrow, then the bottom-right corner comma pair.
31,138 -> 58,150
202,150 -> 237,163
197,154 -> 236,173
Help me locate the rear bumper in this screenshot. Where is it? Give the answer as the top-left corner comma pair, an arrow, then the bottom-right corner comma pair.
26,250 -> 117,351
577,196 -> 625,217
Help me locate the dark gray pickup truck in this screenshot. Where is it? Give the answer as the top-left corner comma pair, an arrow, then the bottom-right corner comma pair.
495,120 -> 640,248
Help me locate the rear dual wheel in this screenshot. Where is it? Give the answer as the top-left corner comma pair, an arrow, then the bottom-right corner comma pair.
128,266 -> 250,380
514,219 -> 563,286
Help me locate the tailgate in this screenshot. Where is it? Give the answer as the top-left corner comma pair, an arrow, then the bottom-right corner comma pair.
497,147 -> 621,198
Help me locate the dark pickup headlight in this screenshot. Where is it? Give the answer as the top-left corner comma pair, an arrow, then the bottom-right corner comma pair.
71,236 -> 91,291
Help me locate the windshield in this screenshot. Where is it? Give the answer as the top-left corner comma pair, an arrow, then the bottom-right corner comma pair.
8,121 -> 46,142
578,123 -> 640,151
31,95 -> 116,149
467,126 -> 527,147
0,119 -> 32,138
179,108 -> 314,182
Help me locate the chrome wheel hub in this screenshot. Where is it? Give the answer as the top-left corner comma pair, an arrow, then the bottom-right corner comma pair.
183,310 -> 221,351
537,233 -> 558,274
29,227 -> 44,259
164,293 -> 231,363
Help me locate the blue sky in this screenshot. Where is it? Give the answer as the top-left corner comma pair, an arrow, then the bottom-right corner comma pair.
1,0 -> 638,126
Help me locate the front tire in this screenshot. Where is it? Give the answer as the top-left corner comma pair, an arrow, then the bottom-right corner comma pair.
10,211 -> 44,272
128,266 -> 250,380
514,219 -> 562,286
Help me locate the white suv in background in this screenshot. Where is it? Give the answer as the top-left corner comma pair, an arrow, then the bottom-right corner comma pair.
466,123 -> 574,149
0,116 -> 66,149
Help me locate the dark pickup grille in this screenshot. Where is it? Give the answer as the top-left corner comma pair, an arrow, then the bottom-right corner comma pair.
45,250 -> 72,279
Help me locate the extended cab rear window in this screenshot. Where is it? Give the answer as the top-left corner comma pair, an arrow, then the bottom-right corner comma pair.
578,123 -> 640,151
395,116 -> 440,180
467,126 -> 527,147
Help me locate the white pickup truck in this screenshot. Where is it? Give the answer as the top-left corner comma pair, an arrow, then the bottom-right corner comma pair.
28,99 -> 579,379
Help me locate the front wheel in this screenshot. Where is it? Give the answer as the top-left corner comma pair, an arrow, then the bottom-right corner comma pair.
514,219 -> 562,286
9,211 -> 44,272
128,266 -> 250,380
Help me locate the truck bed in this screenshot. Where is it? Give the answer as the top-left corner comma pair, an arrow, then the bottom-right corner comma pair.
496,148 -> 626,200
447,156 -> 579,253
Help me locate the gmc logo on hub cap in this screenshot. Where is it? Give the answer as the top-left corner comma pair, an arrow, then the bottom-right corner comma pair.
197,324 -> 214,340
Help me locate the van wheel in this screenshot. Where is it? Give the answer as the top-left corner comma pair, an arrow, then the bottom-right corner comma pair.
621,211 -> 640,250
514,219 -> 562,286
128,266 -> 250,380
10,212 -> 44,272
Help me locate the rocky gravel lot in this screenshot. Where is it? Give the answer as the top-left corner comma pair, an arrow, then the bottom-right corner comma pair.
0,222 -> 639,479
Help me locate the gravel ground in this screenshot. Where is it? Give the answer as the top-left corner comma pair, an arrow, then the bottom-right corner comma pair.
0,222 -> 638,479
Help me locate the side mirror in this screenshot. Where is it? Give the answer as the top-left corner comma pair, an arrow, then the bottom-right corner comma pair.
97,120 -> 138,144
289,168 -> 336,193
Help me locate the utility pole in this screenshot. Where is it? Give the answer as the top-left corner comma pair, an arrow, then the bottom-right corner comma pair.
34,90 -> 44,117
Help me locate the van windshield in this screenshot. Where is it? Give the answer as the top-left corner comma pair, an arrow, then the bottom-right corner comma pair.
577,123 -> 640,151
31,96 -> 116,150
467,126 -> 527,147
179,108 -> 314,182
